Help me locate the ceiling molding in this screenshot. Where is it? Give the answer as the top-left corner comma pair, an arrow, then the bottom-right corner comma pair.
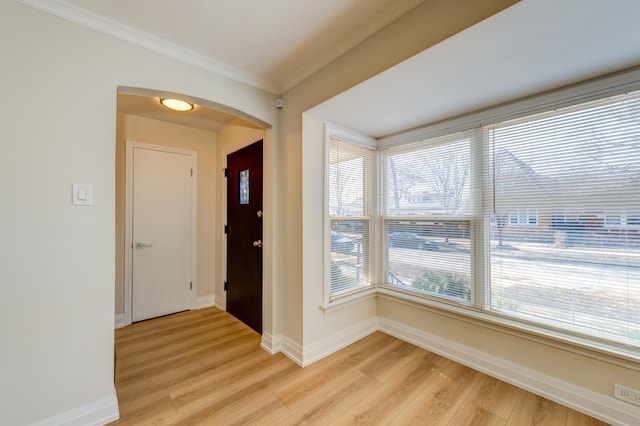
276,0 -> 424,93
17,0 -> 278,93
19,0 -> 423,95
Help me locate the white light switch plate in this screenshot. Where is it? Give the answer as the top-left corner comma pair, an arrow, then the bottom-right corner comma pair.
72,183 -> 92,206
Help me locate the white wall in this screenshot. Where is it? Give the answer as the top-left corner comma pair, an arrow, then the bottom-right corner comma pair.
0,1 -> 276,424
285,0 -> 518,360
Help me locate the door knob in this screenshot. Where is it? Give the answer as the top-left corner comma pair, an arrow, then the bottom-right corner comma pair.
135,242 -> 153,249
252,240 -> 263,248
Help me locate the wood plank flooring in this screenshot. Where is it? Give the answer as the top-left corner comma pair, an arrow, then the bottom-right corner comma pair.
110,307 -> 608,425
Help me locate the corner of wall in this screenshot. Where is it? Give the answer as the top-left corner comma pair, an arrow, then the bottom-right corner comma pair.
301,316 -> 378,367
261,332 -> 304,367
196,295 -> 215,310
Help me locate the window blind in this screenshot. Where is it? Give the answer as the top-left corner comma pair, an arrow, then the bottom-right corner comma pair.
488,92 -> 640,345
328,139 -> 371,295
383,134 -> 473,303
384,135 -> 473,217
326,70 -> 640,350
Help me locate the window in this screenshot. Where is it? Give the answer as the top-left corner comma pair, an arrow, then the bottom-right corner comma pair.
509,210 -> 538,225
378,89 -> 640,348
327,136 -> 372,297
489,93 -> 640,345
322,74 -> 640,354
382,135 -> 474,304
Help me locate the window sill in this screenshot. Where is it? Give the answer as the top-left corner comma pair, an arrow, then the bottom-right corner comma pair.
377,285 -> 640,371
320,286 -> 377,314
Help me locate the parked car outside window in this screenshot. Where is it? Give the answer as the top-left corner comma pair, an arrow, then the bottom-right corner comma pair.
389,232 -> 438,250
331,231 -> 354,253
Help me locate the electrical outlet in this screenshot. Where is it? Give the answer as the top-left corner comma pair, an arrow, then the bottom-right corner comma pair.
614,384 -> 640,407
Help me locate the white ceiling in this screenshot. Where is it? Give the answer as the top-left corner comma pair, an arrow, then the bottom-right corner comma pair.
311,0 -> 640,139
21,0 -> 640,139
21,0 -> 425,132
23,0 -> 422,94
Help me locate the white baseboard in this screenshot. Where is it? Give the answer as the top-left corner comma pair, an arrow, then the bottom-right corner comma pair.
260,332 -> 277,354
196,295 -> 215,310
302,317 -> 378,367
281,336 -> 304,366
378,317 -> 640,426
265,318 -> 377,368
214,294 -> 224,310
114,313 -> 126,329
31,387 -> 119,426
261,332 -> 304,366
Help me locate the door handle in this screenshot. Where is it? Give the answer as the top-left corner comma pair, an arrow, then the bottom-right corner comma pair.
135,242 -> 153,249
252,240 -> 263,248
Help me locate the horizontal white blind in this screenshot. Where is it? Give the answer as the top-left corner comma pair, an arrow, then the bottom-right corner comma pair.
385,220 -> 472,303
330,219 -> 370,294
488,91 -> 640,345
329,139 -> 369,217
383,133 -> 474,304
383,133 -> 473,216
329,139 -> 371,295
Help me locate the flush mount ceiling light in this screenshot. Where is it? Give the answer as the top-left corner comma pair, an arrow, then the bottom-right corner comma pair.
159,98 -> 194,112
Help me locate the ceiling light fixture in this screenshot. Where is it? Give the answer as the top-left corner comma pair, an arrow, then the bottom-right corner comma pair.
159,98 -> 194,112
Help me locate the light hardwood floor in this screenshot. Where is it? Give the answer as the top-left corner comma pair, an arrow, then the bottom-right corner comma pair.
110,307 -> 608,425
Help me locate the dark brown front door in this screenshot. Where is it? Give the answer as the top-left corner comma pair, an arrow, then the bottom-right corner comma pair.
226,140 -> 263,333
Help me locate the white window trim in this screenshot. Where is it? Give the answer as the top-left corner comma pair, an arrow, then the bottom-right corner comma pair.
319,286 -> 377,313
379,87 -> 640,354
324,123 -> 377,306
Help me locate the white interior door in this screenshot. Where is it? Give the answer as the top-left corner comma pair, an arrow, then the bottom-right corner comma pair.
132,145 -> 194,322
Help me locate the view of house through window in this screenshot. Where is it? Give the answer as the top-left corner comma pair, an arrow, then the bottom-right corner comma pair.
382,136 -> 473,303
489,93 -> 640,344
327,85 -> 640,349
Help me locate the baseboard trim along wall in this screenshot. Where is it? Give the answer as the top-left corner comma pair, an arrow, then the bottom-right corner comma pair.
261,332 -> 304,366
213,294 -> 224,310
114,314 -> 129,328
260,332 -> 277,355
377,317 -> 640,426
302,317 -> 378,367
31,387 -> 119,426
114,313 -> 126,329
196,295 -> 215,310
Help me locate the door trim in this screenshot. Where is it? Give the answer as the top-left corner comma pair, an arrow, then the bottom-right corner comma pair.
124,140 -> 198,326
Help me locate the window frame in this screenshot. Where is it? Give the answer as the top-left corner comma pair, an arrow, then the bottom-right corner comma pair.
323,124 -> 377,307
400,71 -> 640,360
380,132 -> 478,308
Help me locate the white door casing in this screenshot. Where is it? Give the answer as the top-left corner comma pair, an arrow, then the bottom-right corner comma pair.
124,141 -> 197,324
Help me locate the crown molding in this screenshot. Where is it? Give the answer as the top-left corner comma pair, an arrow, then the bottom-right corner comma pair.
18,0 -> 424,95
277,0 -> 424,93
17,0 -> 279,93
